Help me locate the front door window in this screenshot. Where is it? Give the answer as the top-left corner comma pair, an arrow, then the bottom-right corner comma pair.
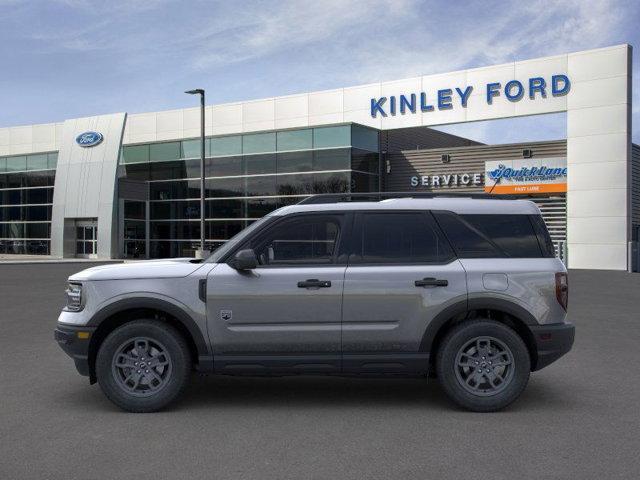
250,216 -> 341,266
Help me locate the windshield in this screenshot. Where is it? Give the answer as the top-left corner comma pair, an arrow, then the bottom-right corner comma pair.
207,216 -> 273,263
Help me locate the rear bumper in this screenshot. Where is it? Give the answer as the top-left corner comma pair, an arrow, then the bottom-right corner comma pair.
54,324 -> 96,377
530,322 -> 575,371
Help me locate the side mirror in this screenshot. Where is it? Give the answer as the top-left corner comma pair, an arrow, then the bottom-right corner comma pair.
231,249 -> 258,270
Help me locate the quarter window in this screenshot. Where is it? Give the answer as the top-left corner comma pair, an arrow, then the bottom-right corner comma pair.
529,214 -> 556,258
434,212 -> 545,258
432,212 -> 499,258
354,212 -> 453,264
460,214 -> 542,258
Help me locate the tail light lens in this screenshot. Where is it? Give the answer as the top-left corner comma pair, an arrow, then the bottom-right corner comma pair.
555,272 -> 568,311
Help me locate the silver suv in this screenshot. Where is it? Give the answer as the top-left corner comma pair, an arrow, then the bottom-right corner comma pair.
55,196 -> 574,412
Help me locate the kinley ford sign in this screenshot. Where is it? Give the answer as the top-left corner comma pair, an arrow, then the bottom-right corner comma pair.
409,157 -> 567,194
370,74 -> 570,117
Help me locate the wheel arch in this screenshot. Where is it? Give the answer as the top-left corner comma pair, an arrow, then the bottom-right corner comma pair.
421,297 -> 539,371
86,297 -> 212,383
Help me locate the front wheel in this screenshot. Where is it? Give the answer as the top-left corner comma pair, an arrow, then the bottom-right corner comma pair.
436,320 -> 530,412
96,320 -> 191,412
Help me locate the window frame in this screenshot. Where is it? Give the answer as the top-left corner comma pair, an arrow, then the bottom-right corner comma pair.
347,210 -> 456,266
432,210 -> 505,259
529,214 -> 556,258
223,212 -> 351,268
432,210 -> 549,259
459,213 -> 544,258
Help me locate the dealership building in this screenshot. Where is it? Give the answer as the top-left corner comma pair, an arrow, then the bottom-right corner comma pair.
0,44 -> 637,271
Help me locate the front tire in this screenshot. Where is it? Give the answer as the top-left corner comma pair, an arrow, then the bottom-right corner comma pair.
96,320 -> 191,412
436,320 -> 530,412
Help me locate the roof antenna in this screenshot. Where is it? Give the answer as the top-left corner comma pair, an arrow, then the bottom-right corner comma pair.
487,177 -> 500,195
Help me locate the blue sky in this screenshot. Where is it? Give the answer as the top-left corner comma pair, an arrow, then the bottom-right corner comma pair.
0,0 -> 638,144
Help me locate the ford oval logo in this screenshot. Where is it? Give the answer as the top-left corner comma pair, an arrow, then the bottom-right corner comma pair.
76,131 -> 103,147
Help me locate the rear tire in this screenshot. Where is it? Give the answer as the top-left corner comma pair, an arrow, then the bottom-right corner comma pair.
436,319 -> 530,412
96,320 -> 191,413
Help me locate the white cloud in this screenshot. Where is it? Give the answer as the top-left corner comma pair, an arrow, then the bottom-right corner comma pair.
19,0 -> 631,80
189,0 -> 416,70
339,0 -> 626,84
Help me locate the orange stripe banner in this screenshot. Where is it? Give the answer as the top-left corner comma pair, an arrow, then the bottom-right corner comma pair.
484,183 -> 567,194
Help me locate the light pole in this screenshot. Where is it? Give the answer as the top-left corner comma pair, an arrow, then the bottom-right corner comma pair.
185,88 -> 207,258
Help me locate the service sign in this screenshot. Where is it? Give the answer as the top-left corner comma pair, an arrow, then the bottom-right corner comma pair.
484,157 -> 567,194
410,172 -> 484,188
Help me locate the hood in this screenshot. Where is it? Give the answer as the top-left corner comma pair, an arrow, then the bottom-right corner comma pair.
69,258 -> 207,281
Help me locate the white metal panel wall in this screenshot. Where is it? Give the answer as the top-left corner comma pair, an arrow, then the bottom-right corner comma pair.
566,46 -> 632,270
50,113 -> 126,258
0,121 -> 63,156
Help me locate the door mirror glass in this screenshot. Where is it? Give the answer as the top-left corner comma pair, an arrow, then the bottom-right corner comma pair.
231,249 -> 257,270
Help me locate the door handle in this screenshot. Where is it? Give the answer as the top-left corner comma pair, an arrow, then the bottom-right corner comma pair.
415,277 -> 448,287
297,279 -> 332,288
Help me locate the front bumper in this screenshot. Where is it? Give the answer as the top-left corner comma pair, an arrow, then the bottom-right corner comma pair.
54,324 -> 96,377
530,322 -> 575,371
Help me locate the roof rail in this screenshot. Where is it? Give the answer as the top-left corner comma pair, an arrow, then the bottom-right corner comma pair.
296,192 -> 530,205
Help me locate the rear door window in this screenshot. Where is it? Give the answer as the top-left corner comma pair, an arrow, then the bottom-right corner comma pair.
351,212 -> 454,264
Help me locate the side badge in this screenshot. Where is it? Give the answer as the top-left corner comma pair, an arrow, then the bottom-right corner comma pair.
220,310 -> 232,321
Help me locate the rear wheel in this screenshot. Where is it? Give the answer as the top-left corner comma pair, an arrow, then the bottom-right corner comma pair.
436,320 -> 530,412
96,320 -> 191,412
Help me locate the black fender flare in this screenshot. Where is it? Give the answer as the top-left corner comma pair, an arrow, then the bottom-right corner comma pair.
467,297 -> 538,326
87,297 -> 212,368
419,297 -> 538,353
419,299 -> 468,353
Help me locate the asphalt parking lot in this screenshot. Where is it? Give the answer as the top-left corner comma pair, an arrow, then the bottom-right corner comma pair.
1,263 -> 639,479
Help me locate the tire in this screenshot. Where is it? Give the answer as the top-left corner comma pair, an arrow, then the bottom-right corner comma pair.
436,319 -> 530,412
96,320 -> 192,413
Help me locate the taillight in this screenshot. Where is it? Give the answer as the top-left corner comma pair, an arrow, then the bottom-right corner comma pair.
555,272 -> 568,311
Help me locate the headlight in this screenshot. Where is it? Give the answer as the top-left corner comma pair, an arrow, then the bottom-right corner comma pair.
65,283 -> 83,312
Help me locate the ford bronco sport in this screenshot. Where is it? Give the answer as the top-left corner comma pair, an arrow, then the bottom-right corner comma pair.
55,195 -> 574,412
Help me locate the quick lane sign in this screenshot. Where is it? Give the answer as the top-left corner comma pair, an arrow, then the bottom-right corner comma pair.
370,74 -> 570,117
485,157 -> 567,194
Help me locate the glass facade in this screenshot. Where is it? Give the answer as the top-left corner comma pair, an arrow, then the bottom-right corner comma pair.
0,152 -> 57,255
123,200 -> 146,259
119,124 -> 380,258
